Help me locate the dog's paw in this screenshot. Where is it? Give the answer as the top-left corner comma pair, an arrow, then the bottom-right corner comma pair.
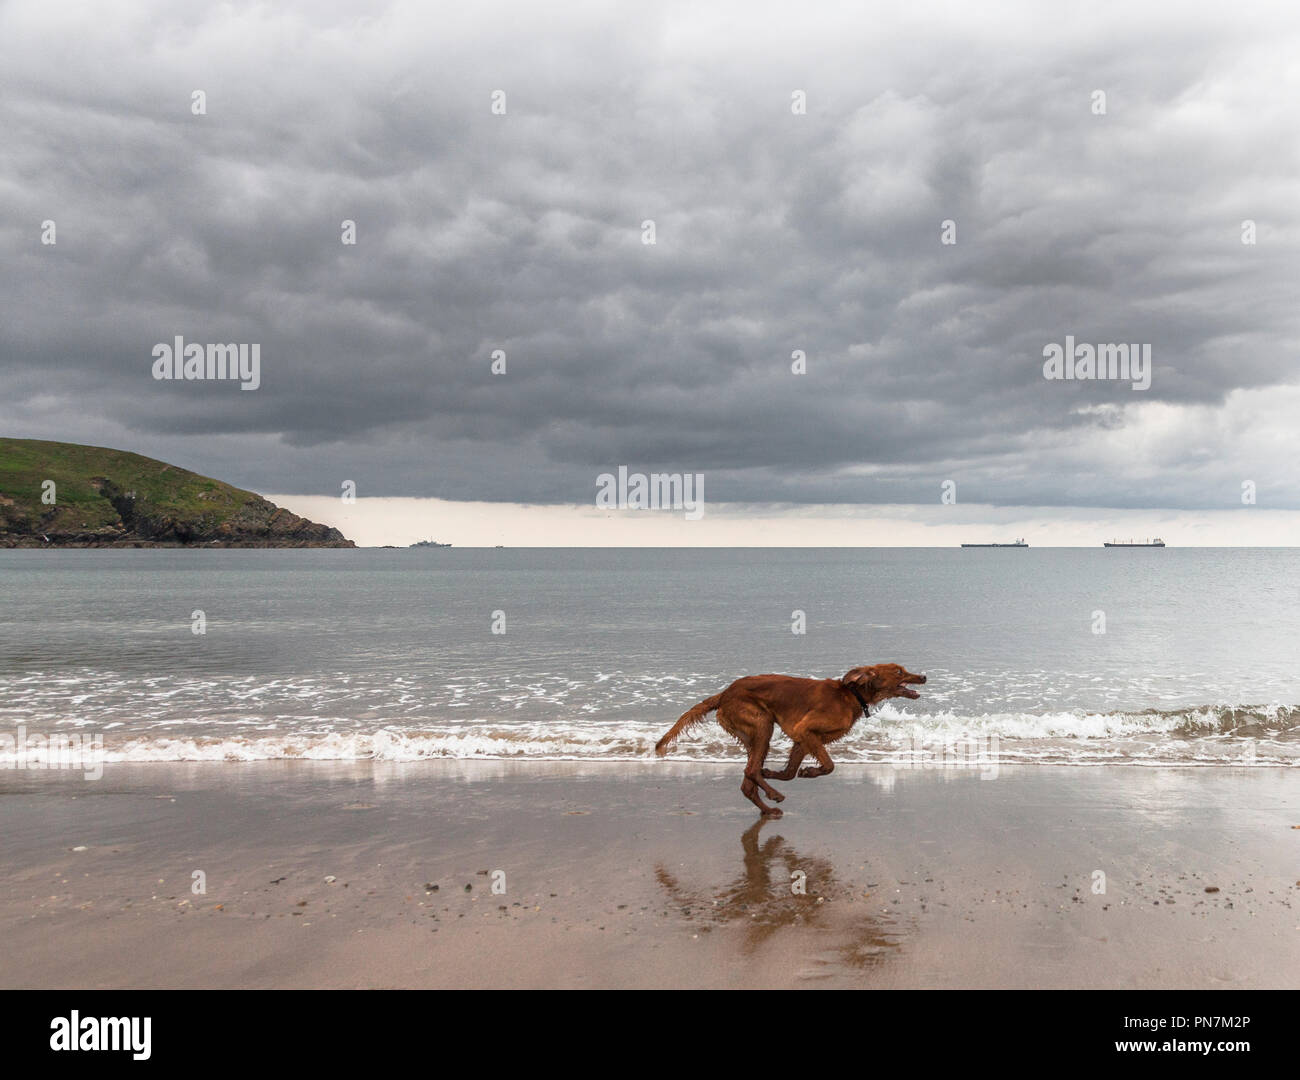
761,807 -> 784,819
768,789 -> 785,802
797,766 -> 822,778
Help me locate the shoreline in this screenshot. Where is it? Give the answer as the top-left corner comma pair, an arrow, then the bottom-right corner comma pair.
2,761 -> 1297,989
4,753 -> 1297,769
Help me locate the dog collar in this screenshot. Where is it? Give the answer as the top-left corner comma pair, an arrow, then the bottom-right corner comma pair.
847,683 -> 872,715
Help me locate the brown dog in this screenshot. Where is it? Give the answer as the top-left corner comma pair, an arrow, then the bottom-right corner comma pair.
655,664 -> 927,816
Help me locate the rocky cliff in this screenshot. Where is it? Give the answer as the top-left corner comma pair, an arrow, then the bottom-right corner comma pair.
0,438 -> 354,548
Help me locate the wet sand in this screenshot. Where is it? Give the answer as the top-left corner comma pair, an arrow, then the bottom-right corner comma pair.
1,761 -> 1297,988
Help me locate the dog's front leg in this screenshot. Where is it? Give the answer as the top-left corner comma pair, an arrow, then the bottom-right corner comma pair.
794,733 -> 835,778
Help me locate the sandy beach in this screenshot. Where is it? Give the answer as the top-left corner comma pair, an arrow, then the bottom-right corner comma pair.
1,760 -> 1296,989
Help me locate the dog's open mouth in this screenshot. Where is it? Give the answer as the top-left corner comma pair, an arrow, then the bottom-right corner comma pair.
897,675 -> 926,699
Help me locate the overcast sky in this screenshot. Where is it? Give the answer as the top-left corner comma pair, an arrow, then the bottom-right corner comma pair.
3,1 -> 1298,543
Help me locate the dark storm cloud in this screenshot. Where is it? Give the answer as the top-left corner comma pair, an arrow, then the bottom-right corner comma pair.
2,1 -> 1298,510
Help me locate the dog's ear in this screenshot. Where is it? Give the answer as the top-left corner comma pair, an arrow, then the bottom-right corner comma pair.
841,665 -> 876,689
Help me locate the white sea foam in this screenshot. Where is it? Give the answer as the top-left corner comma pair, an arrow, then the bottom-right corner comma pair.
2,667 -> 1295,767
0,703 -> 1290,767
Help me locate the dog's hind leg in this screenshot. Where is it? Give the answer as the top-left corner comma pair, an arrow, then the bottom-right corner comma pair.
741,746 -> 783,817
762,741 -> 806,781
722,701 -> 784,816
746,721 -> 784,804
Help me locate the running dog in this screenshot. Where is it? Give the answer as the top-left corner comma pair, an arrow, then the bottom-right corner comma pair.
655,664 -> 926,816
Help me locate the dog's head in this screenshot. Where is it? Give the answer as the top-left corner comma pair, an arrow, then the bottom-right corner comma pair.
841,663 -> 927,705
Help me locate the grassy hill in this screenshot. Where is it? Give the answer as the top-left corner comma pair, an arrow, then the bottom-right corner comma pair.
0,438 -> 353,547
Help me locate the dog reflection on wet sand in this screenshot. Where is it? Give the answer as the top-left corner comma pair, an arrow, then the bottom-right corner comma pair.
654,820 -> 907,971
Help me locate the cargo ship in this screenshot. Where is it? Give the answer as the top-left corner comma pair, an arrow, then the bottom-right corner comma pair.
1103,538 -> 1165,547
960,538 -> 1028,547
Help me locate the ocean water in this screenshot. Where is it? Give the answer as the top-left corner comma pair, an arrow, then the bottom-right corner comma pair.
1,548 -> 1297,766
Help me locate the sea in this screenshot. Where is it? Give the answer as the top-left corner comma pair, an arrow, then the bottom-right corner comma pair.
1,548 -> 1296,767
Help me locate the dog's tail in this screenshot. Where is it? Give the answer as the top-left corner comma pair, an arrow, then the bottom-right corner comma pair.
655,694 -> 723,756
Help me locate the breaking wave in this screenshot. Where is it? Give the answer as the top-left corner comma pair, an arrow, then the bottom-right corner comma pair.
4,702 -> 1294,767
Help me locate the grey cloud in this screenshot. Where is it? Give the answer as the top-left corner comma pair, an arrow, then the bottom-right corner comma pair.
2,1 -> 1298,511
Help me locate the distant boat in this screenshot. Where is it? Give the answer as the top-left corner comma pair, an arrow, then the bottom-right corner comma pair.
1104,538 -> 1165,547
961,538 -> 1028,548
410,539 -> 452,548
